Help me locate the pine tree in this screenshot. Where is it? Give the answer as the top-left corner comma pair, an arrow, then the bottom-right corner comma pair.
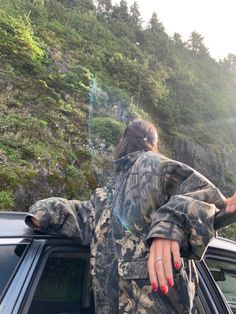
130,1 -> 141,26
96,0 -> 113,21
173,32 -> 182,44
144,12 -> 169,62
96,0 -> 112,13
186,31 -> 209,56
221,53 -> 236,71
112,0 -> 129,22
149,12 -> 164,32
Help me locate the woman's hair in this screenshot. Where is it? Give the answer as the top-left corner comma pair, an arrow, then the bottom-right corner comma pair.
113,119 -> 158,159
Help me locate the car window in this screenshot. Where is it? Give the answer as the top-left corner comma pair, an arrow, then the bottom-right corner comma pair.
28,251 -> 94,314
0,242 -> 28,298
205,258 -> 236,314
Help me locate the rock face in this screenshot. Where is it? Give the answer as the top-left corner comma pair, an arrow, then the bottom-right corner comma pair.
171,138 -> 236,196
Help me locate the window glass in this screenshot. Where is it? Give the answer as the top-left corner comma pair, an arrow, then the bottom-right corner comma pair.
28,252 -> 94,314
205,258 -> 236,314
0,243 -> 28,297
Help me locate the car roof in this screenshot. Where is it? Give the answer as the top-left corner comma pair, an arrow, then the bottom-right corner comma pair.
0,211 -> 64,239
208,237 -> 236,252
1,212 -> 236,251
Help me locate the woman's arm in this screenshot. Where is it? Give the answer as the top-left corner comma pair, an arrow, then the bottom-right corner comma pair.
147,159 -> 226,258
25,195 -> 95,246
147,159 -> 226,293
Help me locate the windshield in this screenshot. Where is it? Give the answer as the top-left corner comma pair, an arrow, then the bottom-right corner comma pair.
0,0 -> 236,238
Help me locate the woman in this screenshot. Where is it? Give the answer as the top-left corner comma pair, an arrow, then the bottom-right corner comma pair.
25,119 -> 226,313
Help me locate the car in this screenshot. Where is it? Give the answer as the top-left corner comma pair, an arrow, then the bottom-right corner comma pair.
196,237 -> 236,314
0,211 -> 93,314
0,211 -> 235,314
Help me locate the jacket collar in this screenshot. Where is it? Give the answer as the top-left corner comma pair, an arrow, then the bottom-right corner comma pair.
114,151 -> 144,173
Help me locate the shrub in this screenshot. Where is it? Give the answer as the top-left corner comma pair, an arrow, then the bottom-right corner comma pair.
0,10 -> 46,73
7,98 -> 22,108
91,117 -> 125,144
0,190 -> 14,210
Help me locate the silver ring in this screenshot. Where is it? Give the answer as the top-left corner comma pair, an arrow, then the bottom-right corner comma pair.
154,256 -> 162,263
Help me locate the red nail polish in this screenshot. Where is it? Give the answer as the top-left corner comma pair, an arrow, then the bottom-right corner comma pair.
161,285 -> 168,295
174,262 -> 180,270
167,278 -> 174,287
152,283 -> 158,292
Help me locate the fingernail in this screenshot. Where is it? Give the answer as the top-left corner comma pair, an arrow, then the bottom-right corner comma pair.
174,262 -> 180,270
167,278 -> 174,287
161,285 -> 168,295
152,283 -> 158,292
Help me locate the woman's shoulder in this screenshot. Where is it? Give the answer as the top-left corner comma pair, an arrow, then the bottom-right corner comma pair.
136,151 -> 192,173
139,151 -> 169,163
133,151 -> 169,169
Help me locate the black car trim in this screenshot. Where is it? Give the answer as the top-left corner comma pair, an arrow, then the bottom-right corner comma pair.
0,239 -> 32,304
0,240 -> 46,314
214,210 -> 236,230
205,254 -> 236,263
13,240 -> 46,314
196,286 -> 216,314
196,260 -> 232,313
205,243 -> 236,262
204,254 -> 236,312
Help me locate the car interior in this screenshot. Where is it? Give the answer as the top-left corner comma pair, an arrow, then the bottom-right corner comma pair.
28,252 -> 94,314
205,258 -> 236,314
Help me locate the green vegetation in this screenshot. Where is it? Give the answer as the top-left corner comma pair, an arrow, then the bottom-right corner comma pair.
221,224 -> 236,240
0,190 -> 14,210
0,0 -> 236,238
0,10 -> 46,73
91,117 -> 125,144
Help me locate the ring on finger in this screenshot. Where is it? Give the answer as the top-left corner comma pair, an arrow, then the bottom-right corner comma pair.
154,256 -> 163,263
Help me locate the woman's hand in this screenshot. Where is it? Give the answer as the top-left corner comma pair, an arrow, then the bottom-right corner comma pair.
148,238 -> 181,295
226,192 -> 236,213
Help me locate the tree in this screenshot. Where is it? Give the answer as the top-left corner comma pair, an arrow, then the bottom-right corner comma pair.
220,53 -> 236,71
143,12 -> 170,62
173,32 -> 183,44
72,0 -> 94,11
111,0 -> 129,22
96,0 -> 112,14
119,0 -> 129,17
130,1 -> 142,26
149,12 -> 164,32
26,0 -> 45,19
96,0 -> 113,21
55,0 -> 94,9
186,31 -> 209,56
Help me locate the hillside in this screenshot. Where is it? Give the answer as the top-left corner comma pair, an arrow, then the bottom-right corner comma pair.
0,0 -> 236,236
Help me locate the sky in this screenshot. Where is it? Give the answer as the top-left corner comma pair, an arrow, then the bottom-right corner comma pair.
125,0 -> 236,60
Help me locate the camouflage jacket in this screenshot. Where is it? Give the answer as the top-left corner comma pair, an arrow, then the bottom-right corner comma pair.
25,151 -> 226,314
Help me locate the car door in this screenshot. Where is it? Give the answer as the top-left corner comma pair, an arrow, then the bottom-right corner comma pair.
194,210 -> 236,314
19,239 -> 94,314
203,238 -> 236,314
196,259 -> 233,314
0,238 -> 44,314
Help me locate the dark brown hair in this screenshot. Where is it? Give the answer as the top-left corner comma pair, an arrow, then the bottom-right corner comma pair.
113,119 -> 158,160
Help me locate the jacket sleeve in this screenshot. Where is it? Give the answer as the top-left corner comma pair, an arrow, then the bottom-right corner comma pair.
25,195 -> 95,246
146,159 -> 226,260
